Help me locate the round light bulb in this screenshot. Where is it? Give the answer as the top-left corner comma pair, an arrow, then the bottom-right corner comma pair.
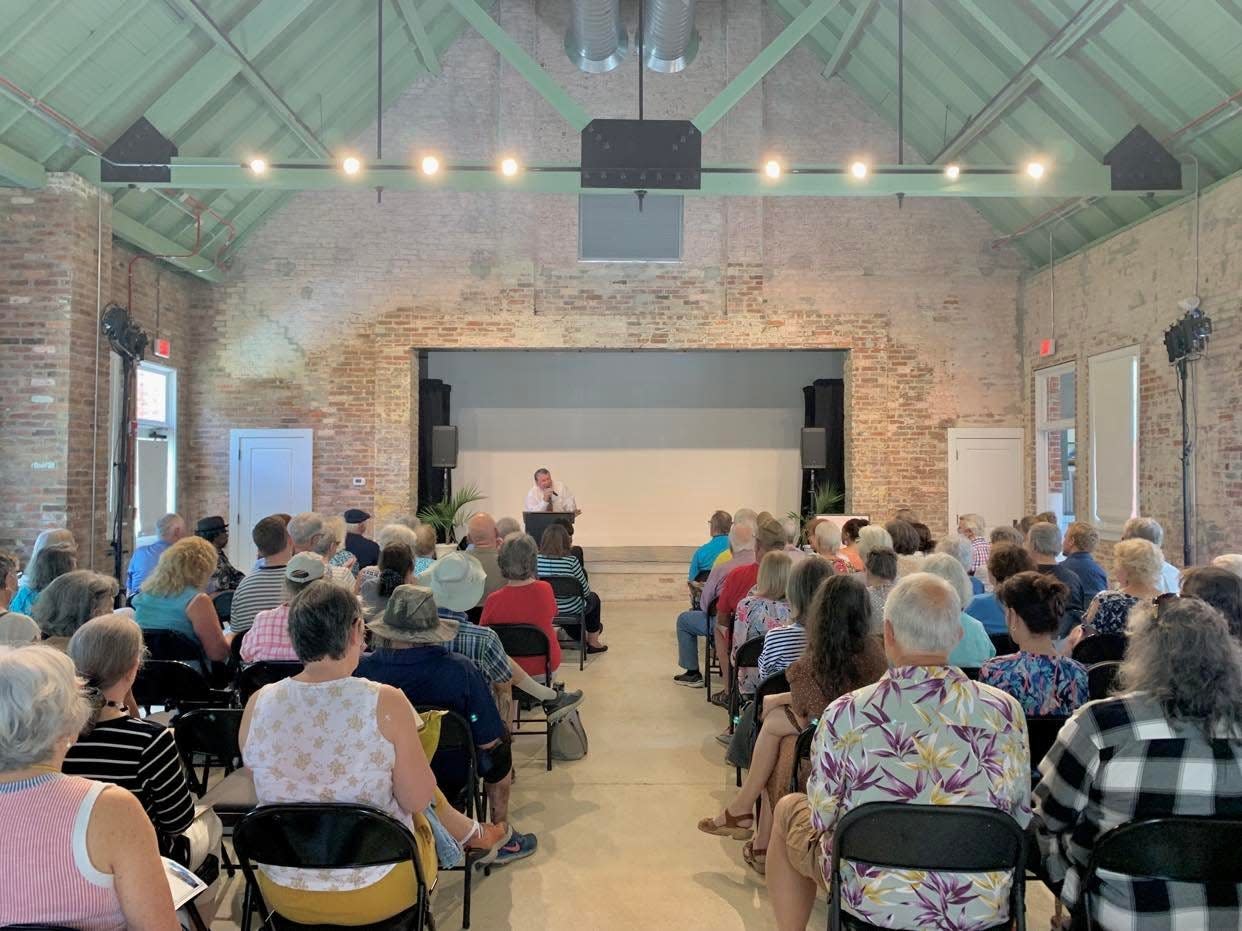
944,163 -> 960,181
248,158 -> 268,175
764,159 -> 782,179
850,161 -> 868,179
1026,160 -> 1046,180
500,157 -> 519,177
342,156 -> 362,176
421,155 -> 440,176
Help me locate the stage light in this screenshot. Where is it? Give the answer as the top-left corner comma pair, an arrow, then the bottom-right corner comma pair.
248,158 -> 268,176
850,161 -> 868,179
421,155 -> 440,176
1026,160 -> 1046,180
500,157 -> 520,177
763,159 -> 782,179
944,163 -> 960,180
342,156 -> 362,176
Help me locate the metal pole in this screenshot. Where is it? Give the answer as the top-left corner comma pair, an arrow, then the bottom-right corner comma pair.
1180,357 -> 1193,566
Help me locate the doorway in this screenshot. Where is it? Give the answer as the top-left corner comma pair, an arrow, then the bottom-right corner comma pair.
947,427 -> 1025,534
228,429 -> 313,568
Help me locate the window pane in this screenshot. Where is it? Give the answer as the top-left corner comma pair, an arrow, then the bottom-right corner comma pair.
1041,368 -> 1074,423
1041,427 -> 1077,529
136,367 -> 167,423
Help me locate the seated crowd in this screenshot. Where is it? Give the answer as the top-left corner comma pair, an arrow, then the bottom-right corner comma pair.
676,504 -> 1242,929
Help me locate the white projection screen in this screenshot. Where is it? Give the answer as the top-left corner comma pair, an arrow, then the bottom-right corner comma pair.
424,351 -> 846,547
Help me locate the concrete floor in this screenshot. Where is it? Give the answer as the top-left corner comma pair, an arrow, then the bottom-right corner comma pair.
211,599 -> 1057,930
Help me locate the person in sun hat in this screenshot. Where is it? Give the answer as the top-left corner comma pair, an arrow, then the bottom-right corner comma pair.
420,551 -> 584,723
343,508 -> 380,570
356,585 -> 538,866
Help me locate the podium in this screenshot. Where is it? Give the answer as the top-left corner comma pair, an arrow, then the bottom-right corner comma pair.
523,511 -> 575,545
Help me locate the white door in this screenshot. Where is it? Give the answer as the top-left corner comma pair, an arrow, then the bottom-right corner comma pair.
229,429 -> 313,569
947,428 -> 1024,535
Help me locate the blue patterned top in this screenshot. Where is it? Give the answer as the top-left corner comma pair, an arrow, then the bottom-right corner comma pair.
979,652 -> 1089,717
1086,590 -> 1141,635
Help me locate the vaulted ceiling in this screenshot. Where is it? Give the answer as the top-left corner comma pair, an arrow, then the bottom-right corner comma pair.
0,0 -> 1239,275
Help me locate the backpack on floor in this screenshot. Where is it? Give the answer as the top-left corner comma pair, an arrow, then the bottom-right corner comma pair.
550,709 -> 589,761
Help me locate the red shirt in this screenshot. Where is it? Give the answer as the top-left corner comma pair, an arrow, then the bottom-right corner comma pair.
716,562 -> 760,627
480,581 -> 561,678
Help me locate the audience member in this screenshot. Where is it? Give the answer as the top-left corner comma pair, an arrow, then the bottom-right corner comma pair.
537,523 -> 606,653
196,516 -> 243,594
838,518 -> 868,571
713,515 -> 785,704
674,521 -> 756,686
10,542 -> 77,617
287,511 -> 325,556
311,516 -> 357,591
1075,537 -> 1163,641
854,524 -> 892,567
0,645 -> 179,930
756,557 -> 836,682
1027,521 -> 1086,636
965,543 -> 1037,634
1060,521 -> 1107,602
701,574 -> 886,876
982,572 -> 1087,716
732,551 -> 793,694
64,614 -> 221,870
910,522 -> 936,555
495,516 -> 522,540
134,537 -> 232,664
413,524 -> 438,574
10,528 -> 75,615
1034,596 -> 1242,928
766,573 -> 1031,931
893,507 -> 918,524
885,519 -> 923,578
126,513 -> 185,595
809,520 -> 852,574
32,570 -> 119,649
1121,516 -> 1180,593
862,546 -> 897,628
466,513 -> 506,605
480,534 -> 561,680
779,517 -> 808,563
1212,553 -> 1242,579
937,533 -> 982,594
240,553 -> 323,664
251,513 -> 292,570
240,582 -> 513,923
1035,510 -> 1058,526
712,508 -> 758,569
0,550 -> 37,646
359,523 -> 420,587
990,524 -> 1025,548
343,508 -> 380,569
958,512 -> 990,576
1017,514 -> 1039,536
921,553 -> 996,668
1179,566 -> 1242,640
229,515 -> 294,635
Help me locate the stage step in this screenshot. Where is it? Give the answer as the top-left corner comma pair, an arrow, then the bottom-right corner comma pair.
583,546 -> 695,602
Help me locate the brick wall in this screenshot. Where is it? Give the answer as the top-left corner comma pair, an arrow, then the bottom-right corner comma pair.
1020,170 -> 1242,566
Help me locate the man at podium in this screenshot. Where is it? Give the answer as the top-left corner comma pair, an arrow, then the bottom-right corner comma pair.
524,468 -> 581,515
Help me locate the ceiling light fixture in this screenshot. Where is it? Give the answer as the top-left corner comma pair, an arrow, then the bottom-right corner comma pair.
342,156 -> 362,175
500,157 -> 520,177
944,163 -> 960,180
763,159 -> 782,179
850,161 -> 868,179
421,155 -> 440,176
1026,160 -> 1046,180
248,158 -> 268,176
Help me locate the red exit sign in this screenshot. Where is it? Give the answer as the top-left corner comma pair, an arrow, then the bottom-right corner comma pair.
153,338 -> 171,359
1038,338 -> 1056,357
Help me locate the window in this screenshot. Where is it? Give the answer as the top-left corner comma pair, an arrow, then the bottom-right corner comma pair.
1087,345 -> 1140,539
1036,363 -> 1076,532
133,362 -> 177,541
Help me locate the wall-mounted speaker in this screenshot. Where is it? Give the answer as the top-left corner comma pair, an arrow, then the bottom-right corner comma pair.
100,117 -> 178,184
801,427 -> 828,470
431,425 -> 458,469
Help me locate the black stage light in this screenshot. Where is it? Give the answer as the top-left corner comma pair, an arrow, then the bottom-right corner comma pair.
101,304 -> 149,361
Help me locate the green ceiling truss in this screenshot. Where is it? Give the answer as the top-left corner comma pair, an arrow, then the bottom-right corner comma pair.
0,0 -> 1237,279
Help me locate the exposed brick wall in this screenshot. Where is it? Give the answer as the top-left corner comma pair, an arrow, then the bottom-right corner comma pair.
1020,171 -> 1242,567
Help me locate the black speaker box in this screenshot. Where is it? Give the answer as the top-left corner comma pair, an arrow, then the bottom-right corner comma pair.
1103,125 -> 1182,192
431,425 -> 458,469
801,427 -> 828,470
100,117 -> 178,184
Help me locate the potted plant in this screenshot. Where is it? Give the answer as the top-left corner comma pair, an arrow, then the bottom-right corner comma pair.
811,481 -> 845,517
417,484 -> 487,549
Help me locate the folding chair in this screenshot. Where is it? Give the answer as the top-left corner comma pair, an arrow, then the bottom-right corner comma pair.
690,568 -> 711,610
988,631 -> 1017,655
728,635 -> 766,769
960,666 -> 982,680
237,661 -> 303,706
1025,715 -> 1070,782
740,669 -> 791,788
173,708 -> 254,878
1087,661 -> 1121,701
1071,632 -> 1127,665
133,660 -> 236,718
490,623 -> 554,771
1078,816 -> 1242,930
233,803 -> 435,931
212,589 -> 235,624
789,723 -> 817,793
828,803 -> 1027,931
704,602 -> 721,703
144,627 -> 210,666
544,575 -> 587,671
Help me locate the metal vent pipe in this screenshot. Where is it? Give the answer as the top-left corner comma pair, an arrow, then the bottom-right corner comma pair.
643,0 -> 698,73
566,0 -> 629,73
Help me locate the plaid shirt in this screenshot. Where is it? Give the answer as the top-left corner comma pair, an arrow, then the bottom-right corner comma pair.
439,608 -> 511,686
1034,691 -> 1242,930
969,536 -> 990,575
240,603 -> 298,664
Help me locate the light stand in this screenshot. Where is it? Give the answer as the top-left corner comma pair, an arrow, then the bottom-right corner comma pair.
1164,304 -> 1211,567
101,305 -> 149,591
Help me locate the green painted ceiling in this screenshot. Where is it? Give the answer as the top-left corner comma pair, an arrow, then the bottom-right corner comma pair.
0,0 -> 1239,272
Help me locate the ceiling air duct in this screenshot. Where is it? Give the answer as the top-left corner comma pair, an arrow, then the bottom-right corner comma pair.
566,0 -> 629,73
643,0 -> 698,73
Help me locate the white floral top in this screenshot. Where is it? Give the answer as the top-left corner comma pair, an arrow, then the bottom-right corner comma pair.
244,676 -> 419,890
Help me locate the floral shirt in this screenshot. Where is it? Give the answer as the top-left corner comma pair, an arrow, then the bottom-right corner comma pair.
1085,590 -> 1141,635
979,652 -> 1089,717
808,665 -> 1032,930
732,592 -> 791,693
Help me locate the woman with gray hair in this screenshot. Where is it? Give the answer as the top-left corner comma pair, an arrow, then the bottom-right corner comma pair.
480,534 -> 562,679
854,524 -> 893,567
1034,596 -> 1242,928
921,553 -> 996,669
9,528 -> 76,616
315,515 -> 359,592
0,644 -> 179,930
33,569 -> 120,648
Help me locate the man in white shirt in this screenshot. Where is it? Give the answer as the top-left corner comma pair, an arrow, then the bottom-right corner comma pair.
524,468 -> 581,515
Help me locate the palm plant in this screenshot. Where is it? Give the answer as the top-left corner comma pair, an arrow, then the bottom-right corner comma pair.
417,484 -> 487,543
812,481 -> 845,515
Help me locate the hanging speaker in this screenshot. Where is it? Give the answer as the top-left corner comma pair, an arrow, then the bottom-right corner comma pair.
801,428 -> 828,470
431,425 -> 458,469
100,117 -> 178,184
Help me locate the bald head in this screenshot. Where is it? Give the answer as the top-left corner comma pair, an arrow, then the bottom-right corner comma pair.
467,513 -> 500,550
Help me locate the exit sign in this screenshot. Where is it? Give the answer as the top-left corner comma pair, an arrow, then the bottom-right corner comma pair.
153,338 -> 171,359
1038,338 -> 1056,357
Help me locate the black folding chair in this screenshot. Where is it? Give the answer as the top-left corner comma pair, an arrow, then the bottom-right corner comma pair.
233,803 -> 434,931
703,602 -> 721,703
144,627 -> 210,666
690,568 -> 711,610
988,631 -> 1017,655
544,574 -> 588,671
789,723 -> 817,793
828,803 -> 1027,931
960,666 -> 982,680
491,623 -> 554,771
740,669 -> 792,787
212,589 -> 235,624
237,661 -> 303,706
1087,660 -> 1121,701
1025,715 -> 1070,781
132,660 -> 235,718
1078,816 -> 1242,930
172,708 -> 251,877
1071,632 -> 1127,665
727,635 -> 766,754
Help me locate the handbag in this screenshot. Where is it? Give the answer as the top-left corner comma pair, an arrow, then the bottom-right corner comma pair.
550,708 -> 589,761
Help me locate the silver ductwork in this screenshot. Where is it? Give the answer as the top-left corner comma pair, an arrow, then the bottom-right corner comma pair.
643,0 -> 698,73
565,0 -> 629,73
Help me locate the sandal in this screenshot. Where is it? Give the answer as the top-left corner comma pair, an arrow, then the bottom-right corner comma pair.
697,808 -> 754,840
743,840 -> 767,876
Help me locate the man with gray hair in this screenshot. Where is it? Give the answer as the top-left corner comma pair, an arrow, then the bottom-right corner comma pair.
288,512 -> 326,555
125,512 -> 185,595
495,516 -> 522,539
673,522 -> 755,686
1026,521 -> 1085,636
937,533 -> 984,595
957,512 -> 990,577
766,572 -> 1031,930
1121,516 -> 1180,594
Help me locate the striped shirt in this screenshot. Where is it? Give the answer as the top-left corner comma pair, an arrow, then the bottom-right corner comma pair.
63,715 -> 195,854
536,554 -> 590,615
757,623 -> 806,681
228,564 -> 288,634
